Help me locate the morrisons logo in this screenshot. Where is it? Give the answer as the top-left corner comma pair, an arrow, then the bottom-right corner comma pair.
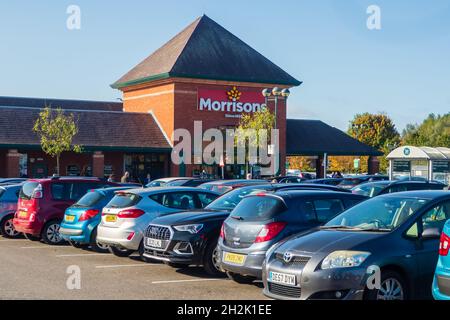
198,87 -> 267,113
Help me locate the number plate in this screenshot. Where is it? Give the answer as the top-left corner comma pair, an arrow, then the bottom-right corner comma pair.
146,238 -> 163,248
65,215 -> 75,223
223,252 -> 246,266
105,215 -> 117,223
18,211 -> 28,219
269,271 -> 297,286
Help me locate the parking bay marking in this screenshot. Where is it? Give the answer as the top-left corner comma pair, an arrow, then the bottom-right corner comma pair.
56,253 -> 109,257
152,279 -> 228,284
95,263 -> 160,269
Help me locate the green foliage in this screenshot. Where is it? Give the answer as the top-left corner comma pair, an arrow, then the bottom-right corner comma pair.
33,107 -> 82,174
237,108 -> 276,147
347,112 -> 401,172
402,113 -> 450,147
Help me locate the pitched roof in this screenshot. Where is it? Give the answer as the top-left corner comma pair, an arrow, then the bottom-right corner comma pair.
0,96 -> 123,112
286,119 -> 383,156
0,106 -> 171,151
112,15 -> 301,89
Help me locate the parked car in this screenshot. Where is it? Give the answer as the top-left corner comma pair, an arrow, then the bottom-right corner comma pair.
268,176 -> 307,184
337,175 -> 389,189
146,177 -> 214,188
0,184 -> 23,238
13,177 -> 116,245
198,179 -> 268,194
432,219 -> 450,300
309,178 -> 344,186
352,180 -> 446,198
59,186 -> 135,252
217,190 -> 368,283
141,183 -> 347,275
96,187 -> 220,259
0,178 -> 27,186
263,191 -> 450,300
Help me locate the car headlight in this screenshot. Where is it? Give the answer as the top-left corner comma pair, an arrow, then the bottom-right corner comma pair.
173,224 -> 204,234
321,251 -> 371,269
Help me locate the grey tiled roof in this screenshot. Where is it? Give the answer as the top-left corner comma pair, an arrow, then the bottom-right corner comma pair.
287,119 -> 383,156
112,15 -> 301,88
0,106 -> 171,151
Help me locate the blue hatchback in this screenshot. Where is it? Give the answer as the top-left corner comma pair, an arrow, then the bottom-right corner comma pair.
60,187 -> 133,252
433,220 -> 450,300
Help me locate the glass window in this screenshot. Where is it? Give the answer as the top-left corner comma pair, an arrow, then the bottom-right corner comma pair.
51,183 -> 70,200
230,196 -> 286,221
197,193 -> 218,208
206,186 -> 271,211
388,185 -> 408,193
19,182 -> 39,200
151,192 -> 197,210
73,191 -> 105,208
314,199 -> 345,222
108,193 -> 142,208
421,201 -> 450,233
299,201 -> 316,221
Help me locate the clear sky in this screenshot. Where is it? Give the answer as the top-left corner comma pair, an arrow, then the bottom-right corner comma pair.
1,0 -> 449,132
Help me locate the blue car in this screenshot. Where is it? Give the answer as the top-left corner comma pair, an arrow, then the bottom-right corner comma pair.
433,220 -> 450,300
59,186 -> 134,252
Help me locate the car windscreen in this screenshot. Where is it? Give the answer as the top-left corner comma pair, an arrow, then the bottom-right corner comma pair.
229,196 -> 286,221
107,193 -> 142,208
206,186 -> 271,211
72,191 -> 105,208
166,179 -> 190,186
352,183 -> 387,197
19,182 -> 39,200
325,196 -> 431,231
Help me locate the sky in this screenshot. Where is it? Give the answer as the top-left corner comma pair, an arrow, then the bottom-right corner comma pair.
1,0 -> 449,132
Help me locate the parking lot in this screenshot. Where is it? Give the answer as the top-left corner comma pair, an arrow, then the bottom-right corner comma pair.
0,238 -> 265,300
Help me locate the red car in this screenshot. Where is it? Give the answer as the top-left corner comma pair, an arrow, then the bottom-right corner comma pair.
14,177 -> 116,245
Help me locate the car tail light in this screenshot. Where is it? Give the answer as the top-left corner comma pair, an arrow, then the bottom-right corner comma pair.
32,184 -> 43,199
117,209 -> 145,219
255,222 -> 287,243
439,232 -> 450,256
79,209 -> 100,222
220,223 -> 225,239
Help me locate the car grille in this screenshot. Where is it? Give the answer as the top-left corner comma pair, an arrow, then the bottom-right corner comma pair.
437,275 -> 450,296
275,253 -> 311,267
268,283 -> 301,299
146,225 -> 171,240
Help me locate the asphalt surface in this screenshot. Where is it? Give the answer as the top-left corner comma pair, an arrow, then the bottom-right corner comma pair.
0,238 -> 266,300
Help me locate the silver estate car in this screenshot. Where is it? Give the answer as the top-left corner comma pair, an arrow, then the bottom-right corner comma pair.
97,187 -> 219,258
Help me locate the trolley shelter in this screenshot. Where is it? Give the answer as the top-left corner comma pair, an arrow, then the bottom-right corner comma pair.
386,146 -> 450,184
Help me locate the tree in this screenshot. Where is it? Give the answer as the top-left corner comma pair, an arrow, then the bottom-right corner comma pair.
236,108 -> 276,174
33,107 -> 82,175
347,112 -> 401,172
402,113 -> 450,147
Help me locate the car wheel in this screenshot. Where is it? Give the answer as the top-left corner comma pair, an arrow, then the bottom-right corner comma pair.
108,246 -> 134,257
163,261 -> 187,269
24,233 -> 41,241
41,220 -> 65,245
138,240 -> 154,263
90,228 -> 110,253
0,215 -> 21,238
226,271 -> 256,284
68,240 -> 88,249
203,241 -> 223,276
365,270 -> 407,301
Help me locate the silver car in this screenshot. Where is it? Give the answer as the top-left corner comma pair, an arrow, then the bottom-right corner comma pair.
97,187 -> 219,258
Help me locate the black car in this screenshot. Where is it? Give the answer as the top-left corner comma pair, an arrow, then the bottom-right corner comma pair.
217,190 -> 368,283
352,180 -> 446,197
142,183 -> 355,275
263,191 -> 450,300
337,175 -> 389,189
309,178 -> 344,186
268,176 -> 307,184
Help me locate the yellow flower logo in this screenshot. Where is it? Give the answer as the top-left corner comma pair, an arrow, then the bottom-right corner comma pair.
227,86 -> 242,102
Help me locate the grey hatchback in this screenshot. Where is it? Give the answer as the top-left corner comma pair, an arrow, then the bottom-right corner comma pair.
217,190 -> 367,283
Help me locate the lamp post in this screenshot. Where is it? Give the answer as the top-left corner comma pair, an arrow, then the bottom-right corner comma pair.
262,87 -> 290,177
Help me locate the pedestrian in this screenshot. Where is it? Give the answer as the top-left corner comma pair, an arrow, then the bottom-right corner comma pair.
144,173 -> 151,185
335,171 -> 343,178
108,174 -> 115,183
246,173 -> 252,180
121,171 -> 130,183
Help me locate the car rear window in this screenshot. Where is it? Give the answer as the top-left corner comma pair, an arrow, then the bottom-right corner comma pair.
73,191 -> 105,208
108,193 -> 142,208
230,196 -> 286,221
19,182 -> 39,200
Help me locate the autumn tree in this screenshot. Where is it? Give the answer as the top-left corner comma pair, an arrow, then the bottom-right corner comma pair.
402,113 -> 450,147
33,107 -> 82,175
347,113 -> 401,172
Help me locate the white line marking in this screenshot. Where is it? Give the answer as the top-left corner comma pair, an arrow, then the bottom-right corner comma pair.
152,279 -> 227,284
0,239 -> 29,242
95,264 -> 159,269
20,246 -> 55,249
56,253 -> 107,257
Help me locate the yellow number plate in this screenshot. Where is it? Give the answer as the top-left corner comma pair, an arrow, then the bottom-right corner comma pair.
18,211 -> 28,219
65,215 -> 75,222
105,215 -> 117,223
223,252 -> 246,266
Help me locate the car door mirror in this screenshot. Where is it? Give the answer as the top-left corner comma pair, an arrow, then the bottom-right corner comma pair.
421,228 -> 441,240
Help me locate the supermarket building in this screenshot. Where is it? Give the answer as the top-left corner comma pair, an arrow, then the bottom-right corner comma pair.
0,15 -> 381,181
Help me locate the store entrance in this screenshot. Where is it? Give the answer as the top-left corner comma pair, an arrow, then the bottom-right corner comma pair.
124,153 -> 168,183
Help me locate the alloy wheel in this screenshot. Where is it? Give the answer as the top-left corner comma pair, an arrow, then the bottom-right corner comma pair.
4,219 -> 19,237
96,241 -> 109,250
376,278 -> 404,300
212,247 -> 221,272
46,223 -> 62,244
